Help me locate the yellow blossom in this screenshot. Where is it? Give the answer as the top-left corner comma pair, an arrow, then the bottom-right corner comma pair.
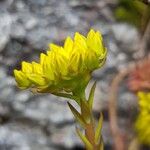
135,92 -> 150,145
14,29 -> 107,98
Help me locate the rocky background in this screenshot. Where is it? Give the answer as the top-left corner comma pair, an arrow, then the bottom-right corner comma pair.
0,0 -> 142,150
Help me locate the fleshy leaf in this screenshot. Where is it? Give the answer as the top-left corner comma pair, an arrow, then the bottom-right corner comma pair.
95,112 -> 103,144
76,127 -> 93,150
67,102 -> 86,128
80,99 -> 91,123
88,82 -> 96,110
98,137 -> 104,150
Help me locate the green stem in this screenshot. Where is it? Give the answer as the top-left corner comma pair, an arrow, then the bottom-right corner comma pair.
84,116 -> 103,150
70,82 -> 103,150
85,122 -> 95,146
80,95 -> 103,150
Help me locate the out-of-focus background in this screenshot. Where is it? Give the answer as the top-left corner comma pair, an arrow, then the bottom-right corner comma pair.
0,0 -> 149,150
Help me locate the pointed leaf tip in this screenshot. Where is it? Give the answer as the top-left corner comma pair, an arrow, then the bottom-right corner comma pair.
76,127 -> 93,150
88,81 -> 96,110
67,102 -> 86,128
95,112 -> 103,144
80,99 -> 91,123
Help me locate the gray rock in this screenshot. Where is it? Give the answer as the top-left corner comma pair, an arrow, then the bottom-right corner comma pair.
0,67 -> 7,80
111,23 -> 139,50
106,50 -> 118,68
26,26 -> 58,49
51,124 -> 82,148
24,17 -> 38,30
26,0 -> 48,6
102,121 -> 113,145
13,95 -> 74,124
0,86 -> 15,102
0,103 -> 10,117
14,91 -> 32,103
91,22 -> 110,36
0,13 -> 12,51
0,123 -> 51,150
118,92 -> 137,111
117,52 -> 128,70
92,66 -> 107,79
104,50 -> 128,71
10,22 -> 26,39
0,76 -> 15,102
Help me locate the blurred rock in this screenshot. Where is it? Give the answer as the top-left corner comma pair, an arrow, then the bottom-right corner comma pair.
111,23 -> 139,50
14,91 -> 32,103
0,13 -> 12,51
0,67 -> 7,79
102,121 -> 112,146
26,26 -> 58,49
12,95 -> 74,124
0,123 -> 51,150
118,92 -> 137,112
10,22 -> 26,39
0,76 -> 15,102
51,124 -> 82,148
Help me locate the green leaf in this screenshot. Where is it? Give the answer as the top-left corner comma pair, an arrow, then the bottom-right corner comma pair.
88,82 -> 96,110
133,0 -> 147,15
115,7 -> 140,27
67,102 -> 86,128
98,137 -> 104,150
80,99 -> 91,123
52,92 -> 77,100
76,127 -> 93,150
95,112 -> 103,144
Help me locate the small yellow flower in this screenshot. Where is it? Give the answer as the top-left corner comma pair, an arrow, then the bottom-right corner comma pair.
14,29 -> 107,97
135,92 -> 150,145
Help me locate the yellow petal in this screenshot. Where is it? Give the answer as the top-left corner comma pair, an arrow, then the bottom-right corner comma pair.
87,29 -> 95,43
32,61 -> 43,74
40,53 -> 47,66
55,55 -> 68,76
42,56 -> 55,80
14,70 -> 31,88
74,32 -> 87,50
22,61 -> 32,73
27,74 -> 46,86
64,37 -> 73,51
49,43 -> 62,52
69,53 -> 80,73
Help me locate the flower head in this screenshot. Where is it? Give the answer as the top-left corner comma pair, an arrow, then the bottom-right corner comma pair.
135,92 -> 150,145
14,29 -> 107,97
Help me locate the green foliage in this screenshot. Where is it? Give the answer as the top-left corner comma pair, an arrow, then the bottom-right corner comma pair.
67,102 -> 87,128
76,128 -> 93,150
115,0 -> 150,32
95,113 -> 103,145
88,82 -> 96,111
68,82 -> 104,150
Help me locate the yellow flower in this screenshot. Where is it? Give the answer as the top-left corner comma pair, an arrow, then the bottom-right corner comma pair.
135,92 -> 150,145
14,29 -> 107,98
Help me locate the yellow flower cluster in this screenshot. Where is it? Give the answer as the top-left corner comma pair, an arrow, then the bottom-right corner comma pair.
14,29 -> 107,95
135,92 -> 150,145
